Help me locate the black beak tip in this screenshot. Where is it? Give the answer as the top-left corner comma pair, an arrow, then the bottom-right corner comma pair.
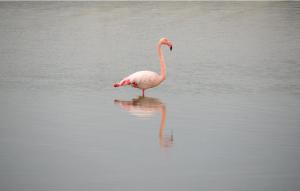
170,46 -> 172,51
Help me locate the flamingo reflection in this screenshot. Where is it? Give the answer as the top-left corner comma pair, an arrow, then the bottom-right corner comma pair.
114,96 -> 173,149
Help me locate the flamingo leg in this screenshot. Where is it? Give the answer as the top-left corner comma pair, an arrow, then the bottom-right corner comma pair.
142,89 -> 145,97
132,82 -> 138,88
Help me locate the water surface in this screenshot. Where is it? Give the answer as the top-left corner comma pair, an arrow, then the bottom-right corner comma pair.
0,2 -> 300,191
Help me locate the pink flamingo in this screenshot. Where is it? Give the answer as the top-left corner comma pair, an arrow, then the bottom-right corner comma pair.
113,38 -> 173,97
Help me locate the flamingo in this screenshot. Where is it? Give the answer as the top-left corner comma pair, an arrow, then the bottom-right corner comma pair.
113,38 -> 173,97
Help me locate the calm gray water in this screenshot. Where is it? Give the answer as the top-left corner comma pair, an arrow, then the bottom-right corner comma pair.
0,2 -> 300,191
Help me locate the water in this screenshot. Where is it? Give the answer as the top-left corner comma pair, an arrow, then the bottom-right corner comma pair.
0,2 -> 300,191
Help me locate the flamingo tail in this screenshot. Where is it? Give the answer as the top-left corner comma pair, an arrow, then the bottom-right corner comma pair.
113,79 -> 131,88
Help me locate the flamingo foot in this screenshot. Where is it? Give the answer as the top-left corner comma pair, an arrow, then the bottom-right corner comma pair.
114,79 -> 131,88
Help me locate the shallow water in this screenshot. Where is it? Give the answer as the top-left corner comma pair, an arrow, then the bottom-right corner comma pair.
0,2 -> 300,191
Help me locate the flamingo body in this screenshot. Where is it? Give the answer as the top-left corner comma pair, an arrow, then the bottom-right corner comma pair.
114,38 -> 173,96
115,71 -> 162,90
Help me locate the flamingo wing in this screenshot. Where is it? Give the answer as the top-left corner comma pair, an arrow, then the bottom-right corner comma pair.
114,71 -> 162,90
127,71 -> 162,89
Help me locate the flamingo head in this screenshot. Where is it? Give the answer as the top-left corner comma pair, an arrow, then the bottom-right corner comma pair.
159,38 -> 173,51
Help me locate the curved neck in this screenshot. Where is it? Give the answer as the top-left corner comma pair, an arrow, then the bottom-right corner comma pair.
157,43 -> 166,81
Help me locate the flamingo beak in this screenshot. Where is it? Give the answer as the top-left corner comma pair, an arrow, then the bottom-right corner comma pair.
170,45 -> 172,51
